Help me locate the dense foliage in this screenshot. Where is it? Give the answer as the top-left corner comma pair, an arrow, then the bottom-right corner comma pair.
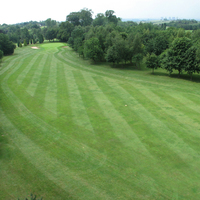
1,8 -> 200,80
0,50 -> 3,60
0,33 -> 16,55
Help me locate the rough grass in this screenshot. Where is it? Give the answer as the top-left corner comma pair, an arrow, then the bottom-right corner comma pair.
1,43 -> 200,200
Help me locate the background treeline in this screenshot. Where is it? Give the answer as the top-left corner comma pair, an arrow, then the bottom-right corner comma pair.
1,8 -> 200,80
166,19 -> 200,30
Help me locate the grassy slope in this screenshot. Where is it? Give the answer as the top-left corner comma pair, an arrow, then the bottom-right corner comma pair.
1,43 -> 200,199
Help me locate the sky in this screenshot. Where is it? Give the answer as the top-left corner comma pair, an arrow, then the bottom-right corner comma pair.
1,0 -> 200,25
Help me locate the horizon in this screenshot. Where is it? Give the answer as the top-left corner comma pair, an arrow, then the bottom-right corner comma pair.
1,0 -> 200,25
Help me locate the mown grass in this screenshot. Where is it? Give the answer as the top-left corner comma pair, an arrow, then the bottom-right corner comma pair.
1,43 -> 200,199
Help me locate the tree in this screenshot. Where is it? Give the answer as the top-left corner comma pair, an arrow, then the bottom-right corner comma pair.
146,53 -> 160,74
105,10 -> 118,26
66,8 -> 93,27
184,46 -> 200,80
79,8 -> 93,26
0,50 -> 3,62
192,29 -> 200,43
177,28 -> 185,37
38,34 -> 44,43
93,13 -> 106,26
105,45 -> 118,64
66,12 -> 81,26
130,33 -> 144,67
24,39 -> 27,46
45,28 -> 57,41
57,21 -> 74,42
110,35 -> 128,64
161,37 -> 193,77
145,33 -> 169,56
33,38 -> 36,44
21,27 -> 30,44
69,26 -> 86,50
84,37 -> 103,61
0,33 -> 16,55
45,18 -> 57,28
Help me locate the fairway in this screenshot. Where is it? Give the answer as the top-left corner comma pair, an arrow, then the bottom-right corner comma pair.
1,43 -> 200,199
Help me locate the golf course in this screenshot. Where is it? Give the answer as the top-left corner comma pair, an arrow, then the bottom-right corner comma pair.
1,42 -> 200,199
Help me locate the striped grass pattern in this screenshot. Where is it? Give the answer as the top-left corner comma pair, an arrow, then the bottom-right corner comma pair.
1,43 -> 200,200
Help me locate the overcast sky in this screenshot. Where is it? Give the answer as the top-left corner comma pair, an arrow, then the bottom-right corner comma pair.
1,0 -> 200,25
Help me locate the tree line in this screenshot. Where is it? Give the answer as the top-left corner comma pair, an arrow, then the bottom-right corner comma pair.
1,8 -> 200,80
166,19 -> 200,30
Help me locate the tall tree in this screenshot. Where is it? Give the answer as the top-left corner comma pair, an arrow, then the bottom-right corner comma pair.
105,45 -> 118,64
131,33 -> 144,67
79,8 -> 93,26
38,34 -> 44,43
0,33 -> 16,55
184,46 -> 200,80
69,26 -> 85,50
161,37 -> 193,77
105,10 -> 119,26
93,13 -> 106,26
66,8 -> 93,27
45,28 -> 57,41
146,53 -> 160,74
66,12 -> 81,26
45,18 -> 57,28
21,27 -> 30,44
57,21 -> 74,42
84,37 -> 103,61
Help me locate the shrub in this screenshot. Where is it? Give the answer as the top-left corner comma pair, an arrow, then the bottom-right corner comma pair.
24,39 -> 27,46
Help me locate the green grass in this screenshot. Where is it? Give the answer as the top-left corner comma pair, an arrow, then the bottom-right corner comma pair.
1,43 -> 200,200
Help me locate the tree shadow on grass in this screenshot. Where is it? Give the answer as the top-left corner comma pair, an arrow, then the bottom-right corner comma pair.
152,71 -> 200,83
109,63 -> 147,71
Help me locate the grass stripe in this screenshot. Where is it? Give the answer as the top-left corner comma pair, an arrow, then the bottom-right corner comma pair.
1,60 -> 108,176
1,61 -> 60,141
44,55 -> 57,115
64,69 -> 94,132
26,54 -> 48,96
0,107 -> 110,200
33,54 -> 51,111
16,54 -> 40,85
54,48 -> 75,71
0,48 -> 34,76
135,87 -> 200,153
148,89 -> 200,137
168,92 -> 200,114
82,71 -> 151,157
106,79 -> 200,165
3,43 -> 200,199
92,76 -> 200,179
72,70 -> 118,145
